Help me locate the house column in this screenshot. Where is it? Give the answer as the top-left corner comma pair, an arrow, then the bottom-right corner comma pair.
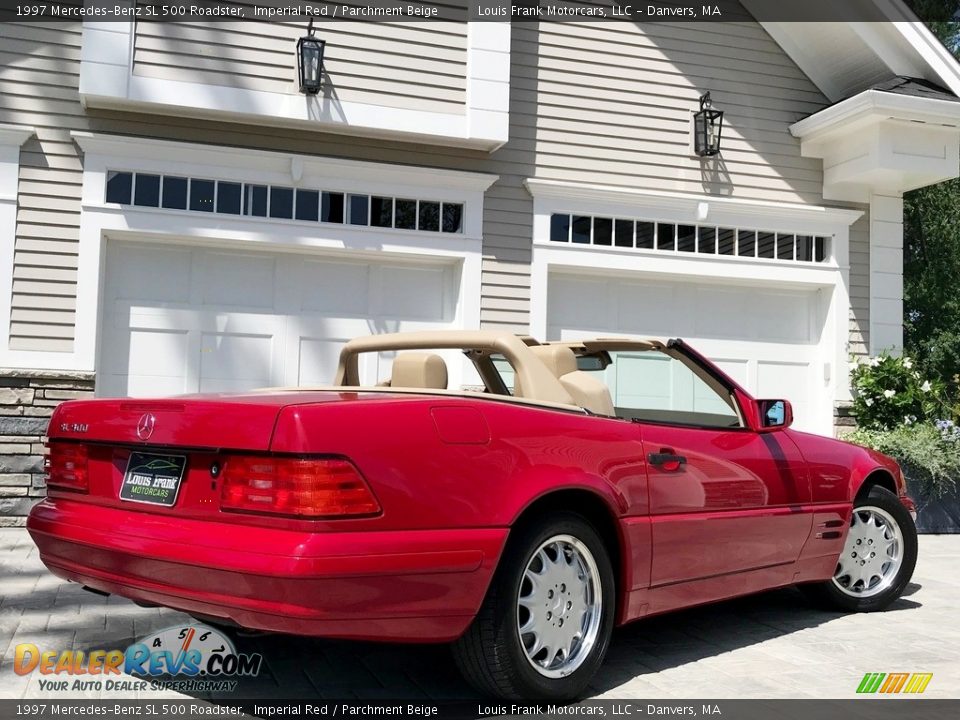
869,192 -> 904,355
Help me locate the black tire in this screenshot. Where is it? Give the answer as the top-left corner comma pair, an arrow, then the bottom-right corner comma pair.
453,512 -> 615,700
800,485 -> 917,612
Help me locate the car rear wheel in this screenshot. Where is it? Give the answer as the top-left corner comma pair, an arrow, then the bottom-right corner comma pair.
453,513 -> 615,700
801,485 -> 917,612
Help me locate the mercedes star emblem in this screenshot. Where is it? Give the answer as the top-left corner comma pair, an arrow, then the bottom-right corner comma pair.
136,413 -> 156,441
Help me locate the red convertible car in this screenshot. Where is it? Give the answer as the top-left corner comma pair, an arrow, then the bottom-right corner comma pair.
28,332 -> 917,699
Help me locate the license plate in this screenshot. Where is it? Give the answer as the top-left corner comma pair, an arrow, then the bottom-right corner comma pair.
120,452 -> 187,507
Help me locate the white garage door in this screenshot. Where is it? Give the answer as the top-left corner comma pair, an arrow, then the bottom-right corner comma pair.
547,272 -> 831,434
99,241 -> 461,398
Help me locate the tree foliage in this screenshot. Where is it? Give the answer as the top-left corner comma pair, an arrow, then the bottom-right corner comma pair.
901,2 -> 960,401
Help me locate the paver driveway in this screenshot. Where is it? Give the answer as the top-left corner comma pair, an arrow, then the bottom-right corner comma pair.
1,529 -> 957,700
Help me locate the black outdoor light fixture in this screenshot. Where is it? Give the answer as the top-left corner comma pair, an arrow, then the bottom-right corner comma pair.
693,91 -> 724,157
297,18 -> 326,95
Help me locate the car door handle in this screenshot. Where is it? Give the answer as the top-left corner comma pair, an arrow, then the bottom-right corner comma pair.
648,451 -> 687,469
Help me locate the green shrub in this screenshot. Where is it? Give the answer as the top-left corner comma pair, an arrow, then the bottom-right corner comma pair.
850,353 -> 944,430
846,423 -> 960,498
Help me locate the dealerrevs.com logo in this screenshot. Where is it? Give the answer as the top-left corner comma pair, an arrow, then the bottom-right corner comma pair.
857,672 -> 933,694
14,624 -> 263,693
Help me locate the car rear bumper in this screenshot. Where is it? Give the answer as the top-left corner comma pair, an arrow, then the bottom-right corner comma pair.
27,499 -> 507,642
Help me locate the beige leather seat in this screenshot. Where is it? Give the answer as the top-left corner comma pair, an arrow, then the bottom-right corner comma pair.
526,345 -> 615,416
390,352 -> 448,390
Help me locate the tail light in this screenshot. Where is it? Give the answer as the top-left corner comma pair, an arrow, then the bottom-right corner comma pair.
220,456 -> 381,518
45,442 -> 89,493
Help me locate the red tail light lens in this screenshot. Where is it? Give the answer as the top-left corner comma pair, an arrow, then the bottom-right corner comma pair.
45,442 -> 89,493
220,456 -> 381,518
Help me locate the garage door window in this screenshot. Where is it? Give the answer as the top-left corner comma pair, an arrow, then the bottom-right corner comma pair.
104,171 -> 464,234
549,213 -> 828,264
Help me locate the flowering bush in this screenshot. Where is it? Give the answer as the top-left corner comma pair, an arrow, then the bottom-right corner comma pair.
850,353 -> 944,430
847,423 -> 960,498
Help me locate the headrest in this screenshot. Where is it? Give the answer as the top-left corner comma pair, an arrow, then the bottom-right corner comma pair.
391,352 -> 448,390
530,345 -> 578,379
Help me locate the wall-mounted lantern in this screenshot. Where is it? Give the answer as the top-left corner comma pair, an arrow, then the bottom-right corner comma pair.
297,18 -> 326,95
693,92 -> 724,157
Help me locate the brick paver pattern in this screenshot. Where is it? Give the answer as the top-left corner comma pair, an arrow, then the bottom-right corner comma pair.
1,530 -> 957,700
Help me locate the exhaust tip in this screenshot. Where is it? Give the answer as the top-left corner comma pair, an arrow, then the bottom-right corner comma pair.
81,585 -> 110,597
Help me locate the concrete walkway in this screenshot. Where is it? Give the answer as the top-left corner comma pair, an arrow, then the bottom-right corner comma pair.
1,529 -> 957,700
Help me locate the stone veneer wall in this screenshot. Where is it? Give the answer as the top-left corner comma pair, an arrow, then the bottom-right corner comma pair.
0,370 -> 95,526
834,403 -> 856,437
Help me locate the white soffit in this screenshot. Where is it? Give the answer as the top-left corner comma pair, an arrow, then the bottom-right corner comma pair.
749,0 -> 960,102
790,91 -> 960,201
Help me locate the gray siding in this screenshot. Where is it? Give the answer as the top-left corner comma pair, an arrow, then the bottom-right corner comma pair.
526,21 -> 828,203
133,14 -> 468,114
0,12 -> 863,348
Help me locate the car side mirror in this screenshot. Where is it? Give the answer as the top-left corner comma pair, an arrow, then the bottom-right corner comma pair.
757,399 -> 792,431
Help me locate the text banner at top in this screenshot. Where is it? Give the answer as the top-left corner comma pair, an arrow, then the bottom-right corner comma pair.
2,0 -> 959,23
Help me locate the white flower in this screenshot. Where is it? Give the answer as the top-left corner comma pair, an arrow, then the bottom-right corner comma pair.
883,389 -> 896,398
913,371 -> 921,380
865,398 -> 874,406
922,380 -> 932,392
903,357 -> 913,369
904,416 -> 913,425
869,357 -> 882,367
849,359 -> 861,370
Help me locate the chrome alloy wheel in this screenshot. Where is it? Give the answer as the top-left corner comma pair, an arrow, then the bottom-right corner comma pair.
832,506 -> 904,598
517,534 -> 602,678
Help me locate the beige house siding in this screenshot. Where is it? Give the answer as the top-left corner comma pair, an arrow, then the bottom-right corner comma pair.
526,21 -> 828,203
1,14 -> 856,351
132,16 -> 469,115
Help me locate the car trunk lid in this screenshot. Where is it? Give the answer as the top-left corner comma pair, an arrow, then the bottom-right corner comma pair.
49,392 -> 354,450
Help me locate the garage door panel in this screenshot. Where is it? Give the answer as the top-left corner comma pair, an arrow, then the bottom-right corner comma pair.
548,276 -> 609,329
201,252 -> 276,309
547,271 -> 829,434
692,287 -> 754,339
297,337 -> 349,386
106,244 -> 192,304
106,328 -> 191,397
100,241 -> 461,398
753,291 -> 814,343
378,265 -> 451,321
198,332 -> 276,393
616,281 -> 683,336
757,360 -> 812,423
297,260 -> 371,315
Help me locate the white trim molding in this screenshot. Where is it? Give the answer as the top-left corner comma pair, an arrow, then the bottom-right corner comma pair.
524,178 -> 864,236
525,180 -> 865,433
791,90 -> 960,202
80,15 -> 510,151
0,124 -> 36,370
869,192 -> 905,355
758,4 -> 960,103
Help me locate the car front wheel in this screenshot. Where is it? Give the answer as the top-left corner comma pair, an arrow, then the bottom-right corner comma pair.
802,485 -> 917,612
453,512 -> 615,700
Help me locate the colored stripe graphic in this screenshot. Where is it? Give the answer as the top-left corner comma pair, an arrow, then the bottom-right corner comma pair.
857,673 -> 886,693
857,672 -> 932,694
880,673 -> 909,693
904,673 -> 933,694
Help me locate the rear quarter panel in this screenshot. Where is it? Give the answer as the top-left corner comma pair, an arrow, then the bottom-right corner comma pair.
270,397 -> 652,599
269,397 -> 647,530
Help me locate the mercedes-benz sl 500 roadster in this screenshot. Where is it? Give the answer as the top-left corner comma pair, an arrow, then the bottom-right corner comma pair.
28,332 -> 917,699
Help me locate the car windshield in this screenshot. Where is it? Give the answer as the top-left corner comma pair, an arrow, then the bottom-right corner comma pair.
585,349 -> 742,428
489,347 -> 742,428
